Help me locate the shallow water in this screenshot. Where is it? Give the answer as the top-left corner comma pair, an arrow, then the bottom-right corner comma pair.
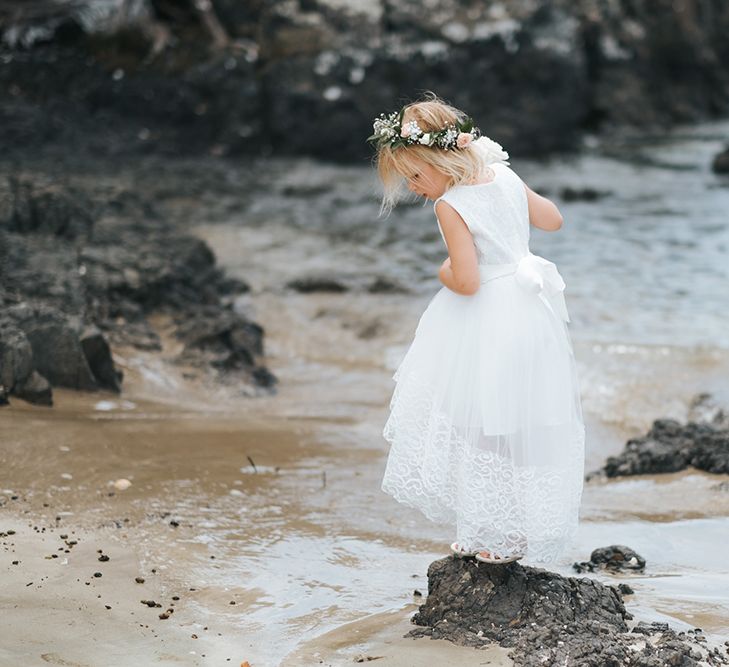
2,120 -> 729,664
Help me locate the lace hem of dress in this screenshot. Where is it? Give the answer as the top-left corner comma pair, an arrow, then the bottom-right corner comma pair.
381,367 -> 585,564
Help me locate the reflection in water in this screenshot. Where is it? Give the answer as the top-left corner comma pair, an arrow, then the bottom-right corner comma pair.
2,120 -> 729,664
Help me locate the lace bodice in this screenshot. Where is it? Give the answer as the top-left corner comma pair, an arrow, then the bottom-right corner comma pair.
433,163 -> 530,265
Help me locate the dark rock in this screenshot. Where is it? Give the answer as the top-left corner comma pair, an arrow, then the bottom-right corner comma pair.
286,277 -> 349,293
79,325 -> 123,392
0,315 -> 36,400
688,392 -> 729,429
13,370 -> 52,406
250,365 -> 277,388
410,556 -> 629,647
174,307 -> 263,357
355,320 -> 384,340
409,555 -> 727,666
6,303 -> 106,392
587,416 -> 729,479
559,186 -> 611,202
0,174 -> 95,240
173,304 -> 274,387
0,174 -> 275,403
3,2 -> 729,163
573,545 -> 646,574
631,621 -> 670,635
712,146 -> 729,174
366,277 -> 409,294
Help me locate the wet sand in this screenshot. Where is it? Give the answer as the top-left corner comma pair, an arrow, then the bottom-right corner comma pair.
281,607 -> 514,666
1,521 -> 220,666
1,512 -> 513,667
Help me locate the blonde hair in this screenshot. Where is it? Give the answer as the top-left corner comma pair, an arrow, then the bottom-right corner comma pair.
372,91 -> 489,217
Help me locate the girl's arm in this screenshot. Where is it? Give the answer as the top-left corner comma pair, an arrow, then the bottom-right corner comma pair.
523,183 -> 563,231
434,201 -> 480,295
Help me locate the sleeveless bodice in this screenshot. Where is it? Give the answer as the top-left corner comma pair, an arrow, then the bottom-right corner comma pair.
433,163 -> 530,265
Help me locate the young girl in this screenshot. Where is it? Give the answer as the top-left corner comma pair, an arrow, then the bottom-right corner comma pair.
371,93 -> 585,565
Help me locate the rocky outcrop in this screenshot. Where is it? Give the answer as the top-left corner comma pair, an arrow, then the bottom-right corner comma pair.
2,1 -> 729,162
0,173 -> 276,406
408,555 -> 729,666
586,394 -> 729,480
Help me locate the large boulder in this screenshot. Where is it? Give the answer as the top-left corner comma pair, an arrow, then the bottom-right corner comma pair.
408,555 -> 727,666
5,302 -> 120,393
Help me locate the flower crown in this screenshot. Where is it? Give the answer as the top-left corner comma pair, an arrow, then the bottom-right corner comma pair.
367,107 -> 510,165
367,107 -> 481,150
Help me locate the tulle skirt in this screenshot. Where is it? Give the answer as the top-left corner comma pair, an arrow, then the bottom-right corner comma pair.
381,261 -> 585,564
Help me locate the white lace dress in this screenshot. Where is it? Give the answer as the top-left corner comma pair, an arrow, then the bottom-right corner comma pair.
380,162 -> 585,564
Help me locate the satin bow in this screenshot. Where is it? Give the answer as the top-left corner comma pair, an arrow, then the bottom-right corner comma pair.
513,252 -> 570,323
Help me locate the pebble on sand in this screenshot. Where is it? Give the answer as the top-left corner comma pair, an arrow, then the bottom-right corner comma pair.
113,479 -> 132,491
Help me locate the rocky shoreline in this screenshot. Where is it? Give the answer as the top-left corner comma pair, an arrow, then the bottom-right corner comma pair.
2,1 -> 729,163
0,170 -> 276,407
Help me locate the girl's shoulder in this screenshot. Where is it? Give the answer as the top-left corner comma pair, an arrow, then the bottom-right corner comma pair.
436,162 -> 513,201
433,163 -> 524,220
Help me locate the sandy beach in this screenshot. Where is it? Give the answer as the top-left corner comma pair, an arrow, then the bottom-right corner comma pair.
1,519 -> 220,666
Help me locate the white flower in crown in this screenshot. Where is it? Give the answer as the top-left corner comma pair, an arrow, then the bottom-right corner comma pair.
401,120 -> 423,138
472,135 -> 510,165
444,128 -> 458,144
419,133 -> 431,145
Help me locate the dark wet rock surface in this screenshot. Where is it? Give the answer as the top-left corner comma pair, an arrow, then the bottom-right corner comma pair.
2,2 -> 729,162
573,545 -> 646,574
408,555 -> 729,666
558,186 -> 612,202
0,172 -> 276,406
286,276 -> 350,293
688,392 -> 729,430
712,146 -> 729,174
587,399 -> 729,480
